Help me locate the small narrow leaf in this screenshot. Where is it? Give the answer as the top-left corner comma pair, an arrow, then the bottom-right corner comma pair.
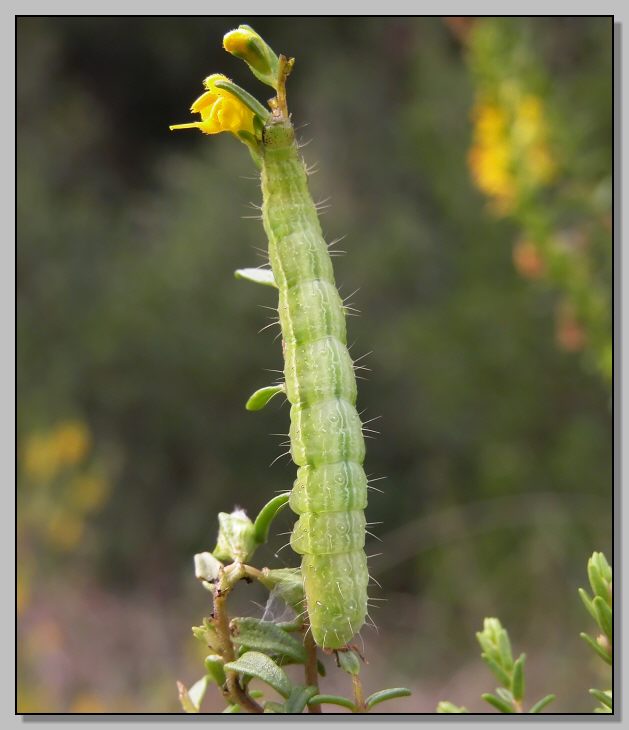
589,689 -> 613,710
365,687 -> 412,710
230,617 -> 307,663
222,704 -> 241,713
337,649 -> 361,676
176,676 -> 208,714
308,694 -> 355,711
580,632 -> 612,664
497,628 -> 514,670
587,555 -> 609,602
496,687 -> 514,704
437,701 -> 469,713
284,685 -> 318,713
192,617 -> 220,653
480,653 -> 511,687
252,493 -> 289,544
246,384 -> 285,412
224,651 -> 292,698
511,653 -> 526,702
188,676 -> 209,709
264,701 -> 286,713
578,587 -> 598,622
204,654 -> 226,687
482,693 -> 514,713
592,595 -> 612,639
235,267 -> 277,288
529,694 -> 556,714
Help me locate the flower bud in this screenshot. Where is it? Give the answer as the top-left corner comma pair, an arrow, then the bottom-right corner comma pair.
213,509 -> 257,563
223,25 -> 280,89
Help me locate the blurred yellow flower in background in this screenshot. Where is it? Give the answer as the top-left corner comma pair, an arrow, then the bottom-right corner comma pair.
468,94 -> 555,216
468,101 -> 517,214
23,420 -> 91,482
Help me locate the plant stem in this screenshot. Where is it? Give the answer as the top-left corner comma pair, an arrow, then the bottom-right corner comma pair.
351,673 -> 366,713
214,565 -> 263,713
304,628 -> 321,713
513,699 -> 523,713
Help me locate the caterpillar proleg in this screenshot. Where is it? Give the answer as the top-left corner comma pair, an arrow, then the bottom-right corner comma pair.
171,27 -> 369,650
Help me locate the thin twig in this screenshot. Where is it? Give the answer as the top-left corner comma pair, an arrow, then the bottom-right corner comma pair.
351,673 -> 366,713
214,565 -> 263,713
303,627 -> 321,713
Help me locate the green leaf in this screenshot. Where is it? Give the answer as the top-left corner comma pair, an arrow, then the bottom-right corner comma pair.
188,676 -> 209,709
580,632 -> 612,664
204,654 -> 226,686
529,694 -> 556,713
213,78 -> 270,122
587,553 -> 610,602
246,384 -> 285,412
252,493 -> 289,543
263,701 -> 286,713
365,688 -> 412,710
436,701 -> 469,713
589,689 -> 612,710
578,587 -> 598,622
224,651 -> 292,698
284,685 -> 318,713
235,268 -> 277,288
230,617 -> 307,663
497,626 -> 514,670
308,694 -> 355,711
480,653 -> 511,687
592,595 -> 612,639
337,649 -> 361,676
258,568 -> 305,611
222,704 -> 241,713
477,618 -> 506,665
192,617 -> 220,653
482,693 -> 514,713
176,676 -> 208,713
193,552 -> 222,584
511,653 -> 526,702
496,687 -> 514,704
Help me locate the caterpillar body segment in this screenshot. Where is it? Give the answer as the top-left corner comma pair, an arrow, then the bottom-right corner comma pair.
260,119 -> 368,649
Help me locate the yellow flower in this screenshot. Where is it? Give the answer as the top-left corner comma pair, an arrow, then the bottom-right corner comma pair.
52,421 -> 91,467
468,101 -> 516,214
170,73 -> 254,136
23,433 -> 60,482
223,29 -> 252,57
22,420 -> 90,482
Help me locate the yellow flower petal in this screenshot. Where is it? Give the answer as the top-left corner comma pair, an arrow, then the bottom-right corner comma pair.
170,74 -> 254,137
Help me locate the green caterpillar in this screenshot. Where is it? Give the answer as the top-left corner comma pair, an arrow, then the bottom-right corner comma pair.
171,26 -> 369,649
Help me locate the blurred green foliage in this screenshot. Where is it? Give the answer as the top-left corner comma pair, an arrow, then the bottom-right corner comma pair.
17,17 -> 611,712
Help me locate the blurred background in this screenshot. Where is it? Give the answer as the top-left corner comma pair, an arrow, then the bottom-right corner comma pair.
17,16 -> 612,713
